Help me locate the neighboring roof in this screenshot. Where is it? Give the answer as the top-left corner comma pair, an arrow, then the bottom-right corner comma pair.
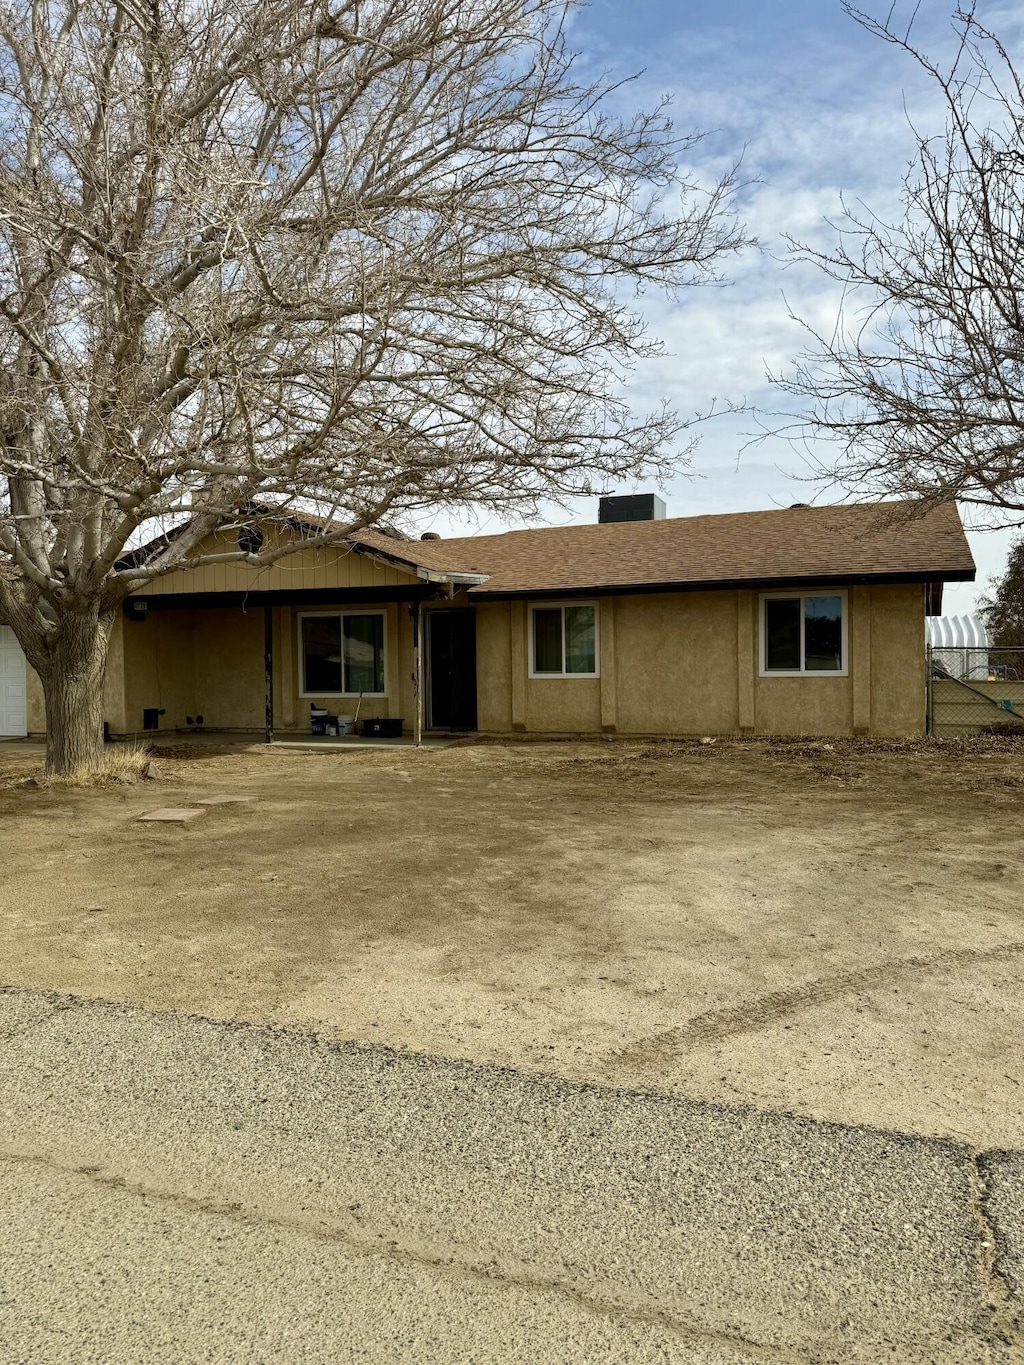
386,500 -> 975,597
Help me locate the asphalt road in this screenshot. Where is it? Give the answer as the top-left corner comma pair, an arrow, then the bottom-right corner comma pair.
0,988 -> 1019,1363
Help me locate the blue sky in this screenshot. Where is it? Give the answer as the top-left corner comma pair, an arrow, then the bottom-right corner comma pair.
429,0 -> 1024,613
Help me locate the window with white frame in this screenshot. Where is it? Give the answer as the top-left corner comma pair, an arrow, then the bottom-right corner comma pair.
760,592 -> 847,675
530,603 -> 599,677
300,612 -> 385,695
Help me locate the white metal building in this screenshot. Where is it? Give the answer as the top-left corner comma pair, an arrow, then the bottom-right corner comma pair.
926,613 -> 989,680
0,624 -> 27,737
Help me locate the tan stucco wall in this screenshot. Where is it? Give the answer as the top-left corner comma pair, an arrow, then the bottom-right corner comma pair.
474,600 -> 601,733
613,591 -> 740,734
524,676 -> 602,732
870,584 -> 927,735
122,610 -> 203,732
102,580 -> 927,740
473,583 -> 926,739
753,673 -> 855,735
474,602 -> 514,731
194,611 -> 264,730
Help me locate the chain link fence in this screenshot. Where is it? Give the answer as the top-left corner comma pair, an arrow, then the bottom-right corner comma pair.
928,645 -> 1024,736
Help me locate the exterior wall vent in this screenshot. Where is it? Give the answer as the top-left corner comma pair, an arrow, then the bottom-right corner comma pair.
238,524 -> 264,554
598,493 -> 667,523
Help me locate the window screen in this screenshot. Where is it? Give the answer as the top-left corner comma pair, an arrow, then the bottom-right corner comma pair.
803,596 -> 843,671
564,605 -> 596,674
764,598 -> 801,672
343,614 -> 385,693
533,608 -> 564,673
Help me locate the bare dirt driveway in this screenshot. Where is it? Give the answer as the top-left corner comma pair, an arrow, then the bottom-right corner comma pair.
1,735 -> 1022,1149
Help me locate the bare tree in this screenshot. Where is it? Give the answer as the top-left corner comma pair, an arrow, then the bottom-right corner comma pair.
0,0 -> 747,775
773,5 -> 1024,527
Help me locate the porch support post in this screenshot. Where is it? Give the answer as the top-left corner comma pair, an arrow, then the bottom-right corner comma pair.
264,605 -> 274,745
413,601 -> 423,747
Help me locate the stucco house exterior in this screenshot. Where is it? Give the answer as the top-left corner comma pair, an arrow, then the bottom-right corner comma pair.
3,497 -> 975,742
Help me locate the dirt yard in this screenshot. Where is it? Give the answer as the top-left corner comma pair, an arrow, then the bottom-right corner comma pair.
1,735 -> 1022,1149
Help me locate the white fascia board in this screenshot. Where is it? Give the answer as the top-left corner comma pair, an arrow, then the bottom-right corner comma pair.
416,567 -> 489,586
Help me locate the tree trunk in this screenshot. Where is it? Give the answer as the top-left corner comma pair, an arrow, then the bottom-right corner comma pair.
37,609 -> 114,777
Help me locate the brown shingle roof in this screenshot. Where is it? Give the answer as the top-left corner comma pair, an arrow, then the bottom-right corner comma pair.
377,500 -> 974,596
348,526 -> 471,574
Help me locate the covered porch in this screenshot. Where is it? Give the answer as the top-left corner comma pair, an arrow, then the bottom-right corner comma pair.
115,586 -> 481,744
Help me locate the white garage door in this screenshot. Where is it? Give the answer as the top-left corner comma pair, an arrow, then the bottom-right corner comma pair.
0,625 -> 27,736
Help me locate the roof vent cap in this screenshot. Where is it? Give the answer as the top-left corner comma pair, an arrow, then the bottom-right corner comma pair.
789,502 -> 810,509
420,531 -> 441,540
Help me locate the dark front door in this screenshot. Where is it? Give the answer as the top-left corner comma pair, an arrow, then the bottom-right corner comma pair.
427,610 -> 478,731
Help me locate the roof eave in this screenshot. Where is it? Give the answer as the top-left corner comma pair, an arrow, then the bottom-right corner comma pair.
347,537 -> 488,585
467,568 -> 976,600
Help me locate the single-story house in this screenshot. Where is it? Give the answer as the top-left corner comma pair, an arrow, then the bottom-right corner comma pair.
2,496 -> 975,741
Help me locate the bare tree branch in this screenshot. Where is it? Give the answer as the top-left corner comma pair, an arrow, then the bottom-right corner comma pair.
770,4 -> 1024,528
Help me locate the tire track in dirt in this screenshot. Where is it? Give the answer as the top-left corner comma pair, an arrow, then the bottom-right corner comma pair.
608,941 -> 1024,1067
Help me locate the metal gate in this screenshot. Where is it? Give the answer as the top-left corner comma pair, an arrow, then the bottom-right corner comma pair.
927,645 -> 1024,736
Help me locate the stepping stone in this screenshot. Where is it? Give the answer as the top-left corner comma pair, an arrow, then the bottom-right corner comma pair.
194,795 -> 254,806
138,807 -> 207,823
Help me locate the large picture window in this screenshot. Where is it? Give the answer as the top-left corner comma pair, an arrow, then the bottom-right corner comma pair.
530,603 -> 598,677
761,592 -> 846,675
300,612 -> 385,695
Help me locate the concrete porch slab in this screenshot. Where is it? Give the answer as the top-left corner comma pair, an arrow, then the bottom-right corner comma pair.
138,807 -> 207,823
270,737 -> 458,751
136,734 -> 461,753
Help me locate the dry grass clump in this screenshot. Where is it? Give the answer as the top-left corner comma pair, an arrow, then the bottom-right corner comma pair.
41,740 -> 154,789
